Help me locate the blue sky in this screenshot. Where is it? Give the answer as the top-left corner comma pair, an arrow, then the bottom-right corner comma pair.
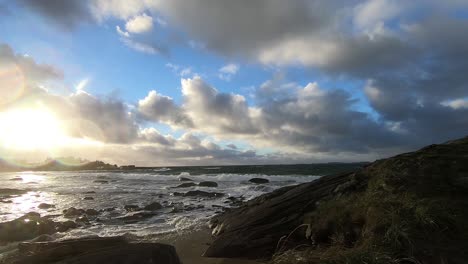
0,0 -> 467,165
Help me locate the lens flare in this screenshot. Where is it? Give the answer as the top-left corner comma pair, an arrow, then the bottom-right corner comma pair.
0,63 -> 26,107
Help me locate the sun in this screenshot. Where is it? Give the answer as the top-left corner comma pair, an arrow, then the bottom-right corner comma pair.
0,108 -> 67,150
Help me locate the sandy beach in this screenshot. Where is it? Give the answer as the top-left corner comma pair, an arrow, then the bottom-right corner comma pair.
154,227 -> 264,264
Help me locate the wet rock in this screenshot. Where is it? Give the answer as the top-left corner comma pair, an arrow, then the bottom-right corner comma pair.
124,204 -> 140,212
85,209 -> 99,216
56,221 -> 77,232
173,182 -> 197,188
1,199 -> 13,203
83,196 -> 94,200
84,191 -> 96,194
101,207 -> 116,212
38,203 -> 55,209
76,215 -> 89,223
63,207 -> 85,218
0,188 -> 27,199
184,190 -> 225,198
198,181 -> 218,187
11,237 -> 181,264
93,180 -> 109,184
179,177 -> 194,181
0,212 -> 63,242
143,202 -> 163,211
248,178 -> 269,184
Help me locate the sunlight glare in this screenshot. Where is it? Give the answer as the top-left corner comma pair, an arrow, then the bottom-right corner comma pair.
0,108 -> 67,150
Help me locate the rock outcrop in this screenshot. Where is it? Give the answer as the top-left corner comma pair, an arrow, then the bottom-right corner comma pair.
205,136 -> 468,263
2,236 -> 181,264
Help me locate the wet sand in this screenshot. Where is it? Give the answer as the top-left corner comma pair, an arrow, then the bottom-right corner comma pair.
154,227 -> 264,264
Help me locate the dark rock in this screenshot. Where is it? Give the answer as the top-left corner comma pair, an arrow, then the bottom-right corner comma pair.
198,181 -> 218,187
143,202 -> 163,211
85,209 -> 99,216
93,180 -> 109,184
84,191 -> 96,194
76,215 -> 89,223
38,203 -> 55,209
248,178 -> 269,184
11,237 -> 181,264
0,212 -> 63,242
179,177 -> 194,181
124,205 -> 140,212
83,196 -> 94,200
56,221 -> 77,232
0,188 -> 27,199
63,207 -> 85,218
101,207 -> 116,212
184,190 -> 225,198
173,182 -> 197,188
1,199 -> 13,203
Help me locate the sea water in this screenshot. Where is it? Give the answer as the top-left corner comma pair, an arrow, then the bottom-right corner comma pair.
0,164 -> 361,240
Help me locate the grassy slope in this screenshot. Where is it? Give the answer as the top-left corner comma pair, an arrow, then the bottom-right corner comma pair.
273,138 -> 468,264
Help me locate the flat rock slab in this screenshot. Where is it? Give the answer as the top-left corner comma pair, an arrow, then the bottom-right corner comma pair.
204,172 -> 352,259
9,237 -> 181,264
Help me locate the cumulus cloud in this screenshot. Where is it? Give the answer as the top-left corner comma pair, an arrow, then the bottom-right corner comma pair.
181,77 -> 259,135
218,63 -> 239,81
134,76 -> 403,156
138,90 -> 193,127
125,13 -> 153,33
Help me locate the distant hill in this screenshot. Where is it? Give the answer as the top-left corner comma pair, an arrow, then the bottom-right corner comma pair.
0,159 -> 119,172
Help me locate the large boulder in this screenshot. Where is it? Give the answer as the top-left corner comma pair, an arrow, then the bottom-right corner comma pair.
205,136 -> 468,262
0,213 -> 76,243
6,237 -> 181,264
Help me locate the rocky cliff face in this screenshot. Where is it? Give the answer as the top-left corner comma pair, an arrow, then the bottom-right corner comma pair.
205,137 -> 468,263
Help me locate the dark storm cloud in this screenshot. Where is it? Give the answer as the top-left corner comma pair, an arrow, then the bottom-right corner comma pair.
17,0 -> 92,29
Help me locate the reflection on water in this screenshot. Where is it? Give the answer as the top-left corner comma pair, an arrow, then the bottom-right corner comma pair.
0,170 -> 320,239
18,173 -> 45,184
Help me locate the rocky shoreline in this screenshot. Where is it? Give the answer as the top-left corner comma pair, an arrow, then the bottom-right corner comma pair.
205,136 -> 468,263
1,136 -> 467,263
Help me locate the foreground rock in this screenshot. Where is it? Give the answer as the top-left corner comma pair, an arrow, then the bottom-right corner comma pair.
3,236 -> 181,264
205,136 -> 468,263
0,213 -> 76,243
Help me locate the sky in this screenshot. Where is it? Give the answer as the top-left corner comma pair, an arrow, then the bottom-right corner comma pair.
0,0 -> 467,166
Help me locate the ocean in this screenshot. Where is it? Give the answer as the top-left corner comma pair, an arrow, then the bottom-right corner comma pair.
0,164 -> 363,240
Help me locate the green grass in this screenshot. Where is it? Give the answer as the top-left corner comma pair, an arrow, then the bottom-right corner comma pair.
271,172 -> 468,264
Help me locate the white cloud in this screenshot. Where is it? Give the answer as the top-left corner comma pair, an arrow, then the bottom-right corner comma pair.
125,13 -> 153,34
218,63 -> 239,81
442,99 -> 468,109
116,25 -> 130,37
